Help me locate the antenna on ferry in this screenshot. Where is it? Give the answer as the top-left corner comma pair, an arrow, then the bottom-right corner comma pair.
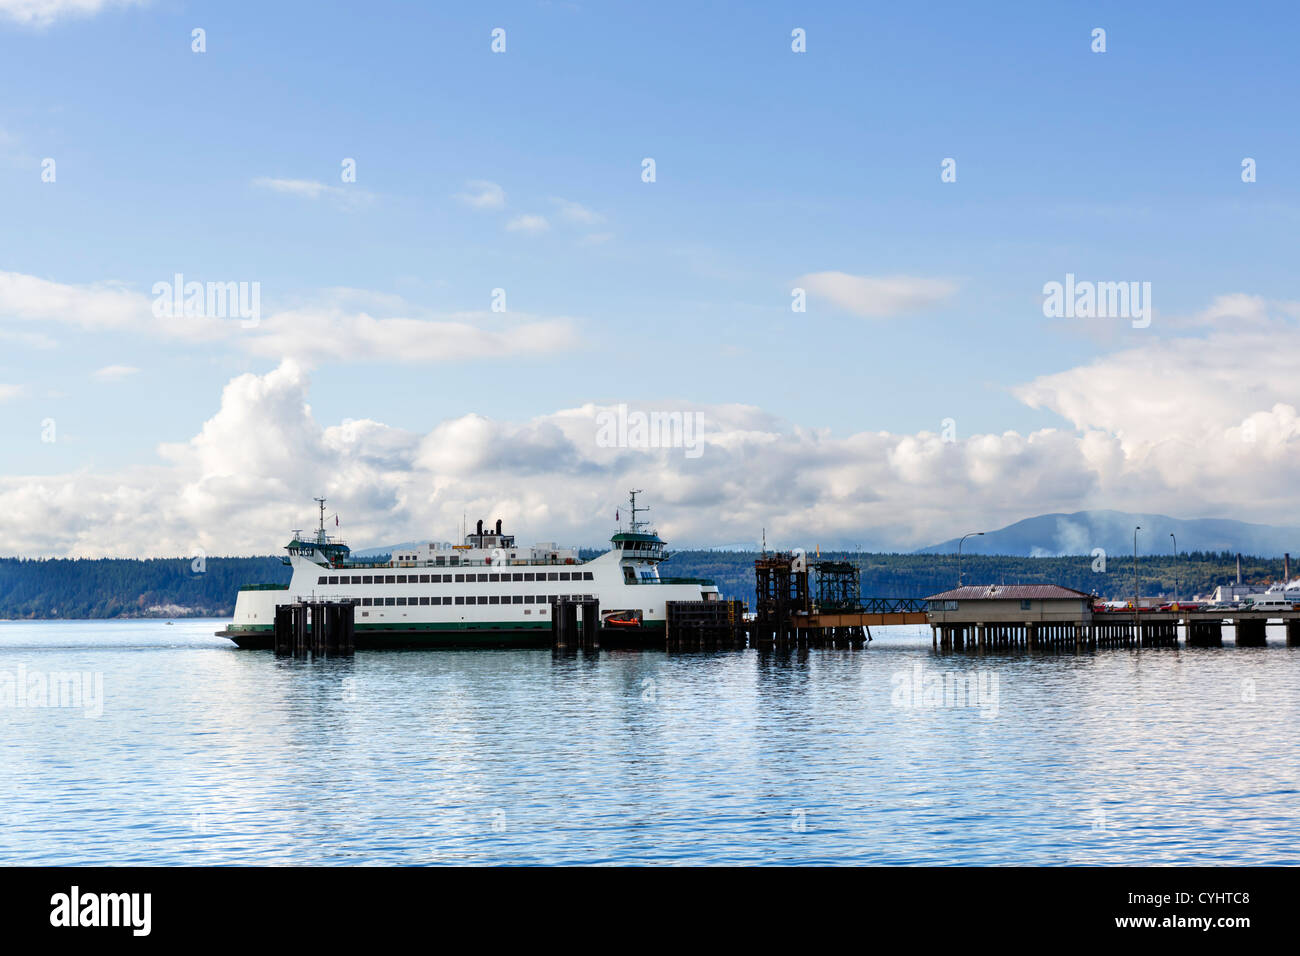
628,489 -> 648,533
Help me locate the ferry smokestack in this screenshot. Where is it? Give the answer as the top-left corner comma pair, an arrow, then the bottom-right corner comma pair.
477,519 -> 483,536
496,518 -> 502,535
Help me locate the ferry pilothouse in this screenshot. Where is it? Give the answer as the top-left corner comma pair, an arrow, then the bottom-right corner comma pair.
218,491 -> 720,647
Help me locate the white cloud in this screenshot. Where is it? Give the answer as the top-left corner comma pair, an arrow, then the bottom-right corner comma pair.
0,339 -> 1290,558
505,214 -> 550,234
455,180 -> 506,210
2,362 -> 1096,556
0,270 -> 579,364
796,271 -> 958,317
92,364 -> 139,381
1164,292 -> 1300,330
254,177 -> 331,199
1014,305 -> 1300,512
551,198 -> 604,225
6,292 -> 1300,557
0,0 -> 140,27
243,307 -> 579,363
1015,323 -> 1297,446
253,177 -> 372,207
0,384 -> 24,401
0,270 -> 151,332
0,328 -> 57,349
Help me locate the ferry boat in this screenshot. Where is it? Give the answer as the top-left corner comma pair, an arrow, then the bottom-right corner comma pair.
217,491 -> 719,648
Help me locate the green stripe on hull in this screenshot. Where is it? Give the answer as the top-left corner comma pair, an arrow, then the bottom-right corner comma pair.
218,618 -> 665,649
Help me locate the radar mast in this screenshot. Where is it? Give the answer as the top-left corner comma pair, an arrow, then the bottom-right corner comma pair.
628,489 -> 650,534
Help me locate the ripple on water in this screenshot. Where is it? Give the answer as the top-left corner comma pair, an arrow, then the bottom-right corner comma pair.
0,620 -> 1298,864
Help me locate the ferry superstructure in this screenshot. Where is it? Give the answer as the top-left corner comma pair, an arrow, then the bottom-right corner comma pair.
218,492 -> 719,647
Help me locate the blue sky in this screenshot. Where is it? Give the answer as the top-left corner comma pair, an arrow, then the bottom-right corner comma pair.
2,1 -> 1299,556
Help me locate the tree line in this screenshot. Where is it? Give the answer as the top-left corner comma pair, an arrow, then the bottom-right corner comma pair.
0,557 -> 289,619
662,549 -> 1284,604
0,550 -> 1281,619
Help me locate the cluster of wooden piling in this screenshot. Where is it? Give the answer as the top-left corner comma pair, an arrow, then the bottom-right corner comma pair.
933,620 -> 1181,652
664,600 -> 747,651
1288,621 -> 1300,646
550,597 -> 600,651
1235,619 -> 1267,646
273,600 -> 356,657
751,623 -> 869,650
934,622 -> 1087,651
1136,621 -> 1179,647
1092,621 -> 1138,648
932,615 -> 1300,652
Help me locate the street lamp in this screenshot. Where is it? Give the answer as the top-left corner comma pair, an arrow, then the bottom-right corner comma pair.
1133,526 -> 1141,612
958,531 -> 984,587
1170,532 -> 1178,606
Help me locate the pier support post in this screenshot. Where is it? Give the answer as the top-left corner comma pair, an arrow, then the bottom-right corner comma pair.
1287,621 -> 1300,646
580,599 -> 601,650
1236,618 -> 1267,647
1187,620 -> 1222,647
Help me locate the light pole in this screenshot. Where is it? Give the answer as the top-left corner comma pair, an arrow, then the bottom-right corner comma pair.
1170,532 -> 1178,606
958,531 -> 984,587
1133,525 -> 1141,612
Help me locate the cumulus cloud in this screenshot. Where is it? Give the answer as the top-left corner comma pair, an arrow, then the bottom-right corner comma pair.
0,0 -> 140,27
796,271 -> 958,317
0,328 -> 58,349
0,270 -> 152,332
1014,305 -> 1300,513
243,307 -> 579,363
91,364 -> 139,382
0,344 -> 1284,559
550,198 -> 604,225
1174,293 -> 1300,330
0,270 -> 578,364
1015,324 -> 1296,445
253,177 -> 372,208
0,384 -> 24,401
455,180 -> 506,210
0,361 -> 1102,556
505,214 -> 550,234
6,291 -> 1300,558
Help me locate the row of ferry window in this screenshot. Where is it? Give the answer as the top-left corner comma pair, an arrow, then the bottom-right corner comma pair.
358,594 -> 594,607
319,571 -> 595,585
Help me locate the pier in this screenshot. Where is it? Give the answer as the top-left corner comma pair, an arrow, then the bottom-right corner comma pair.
928,589 -> 1300,652
748,553 -> 923,648
734,562 -> 1300,654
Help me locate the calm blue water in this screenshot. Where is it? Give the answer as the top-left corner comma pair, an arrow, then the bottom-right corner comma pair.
0,619 -> 1297,865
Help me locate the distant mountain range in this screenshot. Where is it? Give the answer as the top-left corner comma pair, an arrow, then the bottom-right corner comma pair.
358,512 -> 1300,561
918,510 -> 1300,558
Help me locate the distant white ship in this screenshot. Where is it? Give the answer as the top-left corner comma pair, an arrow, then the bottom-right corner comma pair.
218,491 -> 719,647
